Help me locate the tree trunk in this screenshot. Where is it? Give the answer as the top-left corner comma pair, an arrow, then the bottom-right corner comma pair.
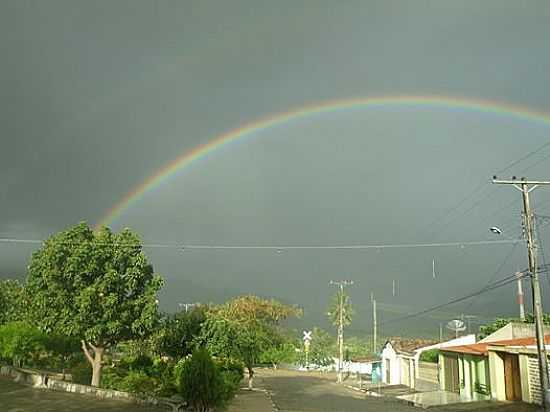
81,341 -> 104,387
247,367 -> 254,390
91,347 -> 103,387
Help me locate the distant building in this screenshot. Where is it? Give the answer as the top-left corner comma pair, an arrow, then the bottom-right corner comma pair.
381,338 -> 438,386
381,335 -> 476,389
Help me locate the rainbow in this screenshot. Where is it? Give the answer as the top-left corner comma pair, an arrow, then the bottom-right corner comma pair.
96,95 -> 550,228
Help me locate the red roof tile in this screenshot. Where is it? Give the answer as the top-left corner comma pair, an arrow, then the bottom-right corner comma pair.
441,335 -> 550,356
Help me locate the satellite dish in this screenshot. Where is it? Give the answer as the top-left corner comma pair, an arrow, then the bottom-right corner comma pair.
447,319 -> 466,337
489,227 -> 502,235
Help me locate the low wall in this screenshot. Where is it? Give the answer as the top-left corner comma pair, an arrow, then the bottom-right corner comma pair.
0,365 -> 184,411
418,361 -> 438,383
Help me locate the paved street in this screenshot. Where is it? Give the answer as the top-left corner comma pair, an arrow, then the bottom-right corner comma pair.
0,371 -> 544,412
0,377 -> 165,412
254,369 -> 541,412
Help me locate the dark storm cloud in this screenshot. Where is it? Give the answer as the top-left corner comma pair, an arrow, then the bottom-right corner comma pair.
2,0 -> 550,334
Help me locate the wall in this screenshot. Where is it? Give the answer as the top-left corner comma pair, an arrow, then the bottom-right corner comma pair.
480,323 -> 550,343
488,351 -> 506,401
381,344 -> 401,385
0,365 -> 179,410
418,361 -> 438,383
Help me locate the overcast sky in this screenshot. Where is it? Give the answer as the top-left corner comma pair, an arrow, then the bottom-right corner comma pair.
2,1 -> 550,336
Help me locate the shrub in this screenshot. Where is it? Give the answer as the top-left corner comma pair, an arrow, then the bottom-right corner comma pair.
118,370 -> 157,395
175,349 -> 224,412
216,357 -> 244,401
70,360 -> 93,384
419,349 -> 439,363
0,321 -> 45,367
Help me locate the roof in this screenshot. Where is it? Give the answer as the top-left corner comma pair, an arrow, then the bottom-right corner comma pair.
441,335 -> 550,356
385,338 -> 438,355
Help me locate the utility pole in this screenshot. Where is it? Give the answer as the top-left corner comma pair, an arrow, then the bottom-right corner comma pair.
517,271 -> 526,321
463,315 -> 477,335
439,323 -> 443,343
329,280 -> 353,384
373,297 -> 377,354
493,176 -> 550,408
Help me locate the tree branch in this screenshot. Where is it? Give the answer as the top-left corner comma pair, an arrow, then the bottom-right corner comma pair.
81,340 -> 94,365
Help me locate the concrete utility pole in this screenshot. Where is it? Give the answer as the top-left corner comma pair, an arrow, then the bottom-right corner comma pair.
493,177 -> 550,408
463,315 -> 477,335
373,297 -> 377,354
329,280 -> 353,384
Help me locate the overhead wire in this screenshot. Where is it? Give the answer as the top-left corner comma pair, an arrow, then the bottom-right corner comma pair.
494,140 -> 550,176
379,271 -> 527,326
463,240 -> 521,313
0,237 -> 524,250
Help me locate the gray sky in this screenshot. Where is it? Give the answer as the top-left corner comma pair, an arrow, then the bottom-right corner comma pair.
2,0 -> 550,336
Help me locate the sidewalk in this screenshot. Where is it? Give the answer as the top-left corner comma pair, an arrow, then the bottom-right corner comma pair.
226,388 -> 274,412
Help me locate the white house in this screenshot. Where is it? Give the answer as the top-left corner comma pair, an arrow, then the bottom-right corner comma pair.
381,335 -> 476,388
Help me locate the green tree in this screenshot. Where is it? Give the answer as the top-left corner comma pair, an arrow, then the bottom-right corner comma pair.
153,306 -> 206,359
301,327 -> 334,368
0,279 -> 25,325
478,318 -> 515,339
199,295 -> 301,389
175,348 -> 224,412
0,321 -> 45,367
327,289 -> 354,328
25,222 -> 163,387
260,341 -> 297,369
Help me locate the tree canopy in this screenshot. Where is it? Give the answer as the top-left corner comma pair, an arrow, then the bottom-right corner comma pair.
0,279 -> 25,325
24,222 -> 163,386
199,295 -> 301,389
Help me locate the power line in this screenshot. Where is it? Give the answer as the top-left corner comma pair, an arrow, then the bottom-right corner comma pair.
494,141 -> 550,176
379,271 -> 526,326
464,240 -> 521,313
0,238 -> 524,250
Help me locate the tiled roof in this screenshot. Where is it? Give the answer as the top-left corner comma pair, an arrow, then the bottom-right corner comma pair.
386,338 -> 438,354
441,335 -> 550,356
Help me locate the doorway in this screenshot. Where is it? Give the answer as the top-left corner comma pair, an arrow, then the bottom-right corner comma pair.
503,353 -> 522,401
443,355 -> 460,393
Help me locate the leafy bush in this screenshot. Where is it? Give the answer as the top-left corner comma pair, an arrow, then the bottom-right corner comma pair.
175,349 -> 224,411
216,357 -> 244,401
0,321 -> 45,367
118,370 -> 157,395
70,360 -> 93,384
419,349 -> 439,363
101,355 -> 177,397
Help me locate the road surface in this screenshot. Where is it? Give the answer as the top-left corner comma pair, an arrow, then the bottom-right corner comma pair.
255,369 -> 540,412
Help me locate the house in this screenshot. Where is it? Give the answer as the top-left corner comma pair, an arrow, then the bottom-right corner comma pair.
439,335 -> 550,404
381,335 -> 476,389
381,339 -> 437,386
480,322 -> 550,343
487,335 -> 550,404
414,334 -> 476,390
439,342 -> 492,399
